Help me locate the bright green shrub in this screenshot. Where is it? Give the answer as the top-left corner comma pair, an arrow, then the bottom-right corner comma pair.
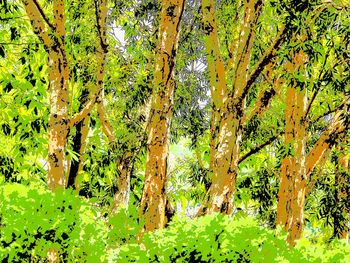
108,201 -> 142,246
111,213 -> 350,262
0,183 -> 108,262
111,214 -> 298,262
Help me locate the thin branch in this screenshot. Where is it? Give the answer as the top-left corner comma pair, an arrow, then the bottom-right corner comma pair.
304,43 -> 332,120
21,0 -> 53,48
241,25 -> 287,101
238,134 -> 279,164
312,102 -> 345,124
97,101 -> 115,142
32,0 -> 56,32
178,5 -> 201,46
242,87 -> 276,126
0,16 -> 27,21
69,91 -> 100,128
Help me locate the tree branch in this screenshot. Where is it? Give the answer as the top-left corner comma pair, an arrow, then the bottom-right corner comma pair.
32,0 -> 56,32
21,0 -> 53,48
94,0 -> 109,53
238,134 -> 279,164
232,0 -> 263,97
97,101 -> 115,143
311,102 -> 345,124
242,61 -> 286,126
69,91 -> 100,128
305,99 -> 350,177
178,5 -> 201,46
0,42 -> 42,45
201,0 -> 227,108
304,44 -> 332,120
240,25 -> 287,101
94,0 -> 114,143
242,87 -> 276,126
305,148 -> 330,197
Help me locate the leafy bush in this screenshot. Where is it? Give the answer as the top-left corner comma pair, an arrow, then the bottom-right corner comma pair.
0,183 -> 108,262
108,200 -> 142,246
111,214 -> 295,262
2,184 -> 350,263
111,213 -> 350,262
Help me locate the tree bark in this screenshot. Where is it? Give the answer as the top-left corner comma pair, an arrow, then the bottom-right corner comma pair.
112,153 -> 133,211
276,50 -> 350,245
22,0 -> 69,190
66,88 -> 90,189
334,145 -> 349,239
276,73 -> 308,245
66,0 -> 109,190
197,0 -> 264,216
140,0 -> 185,232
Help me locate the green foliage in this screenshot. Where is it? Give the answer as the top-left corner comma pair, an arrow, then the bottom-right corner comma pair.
0,0 -> 349,262
0,184 -> 108,262
108,201 -> 143,246
110,213 -> 350,262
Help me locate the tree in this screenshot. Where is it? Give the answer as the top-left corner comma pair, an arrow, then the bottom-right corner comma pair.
140,0 -> 185,231
197,0 -> 286,215
21,0 -> 112,191
21,0 -> 70,190
333,143 -> 350,239
20,0 -> 96,190
275,2 -> 350,244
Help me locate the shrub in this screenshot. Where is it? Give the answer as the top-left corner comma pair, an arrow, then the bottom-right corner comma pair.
0,183 -> 108,262
111,213 -> 350,262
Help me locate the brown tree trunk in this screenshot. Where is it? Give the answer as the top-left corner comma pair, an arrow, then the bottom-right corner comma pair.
276,75 -> 307,245
334,147 -> 349,239
197,0 -> 263,216
66,88 -> 90,189
112,153 -> 133,211
47,0 -> 69,190
22,0 -> 69,190
23,0 -> 109,191
140,0 -> 185,232
275,50 -> 349,245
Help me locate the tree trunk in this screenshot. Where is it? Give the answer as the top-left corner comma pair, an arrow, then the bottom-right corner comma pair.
140,0 -> 185,232
334,147 -> 349,239
112,153 -> 133,211
199,103 -> 242,215
46,0 -> 69,190
197,0 -> 263,215
275,50 -> 308,245
66,88 -> 90,189
46,47 -> 69,190
22,0 -> 69,190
